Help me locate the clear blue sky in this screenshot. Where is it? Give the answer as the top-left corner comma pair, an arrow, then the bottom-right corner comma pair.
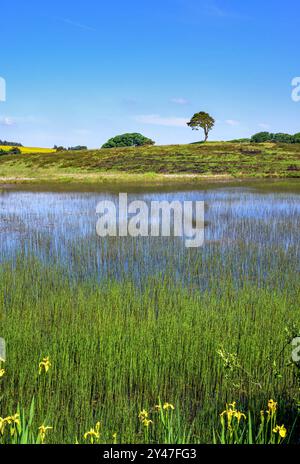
0,0 -> 299,147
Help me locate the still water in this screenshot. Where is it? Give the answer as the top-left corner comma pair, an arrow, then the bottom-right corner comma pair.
0,183 -> 299,287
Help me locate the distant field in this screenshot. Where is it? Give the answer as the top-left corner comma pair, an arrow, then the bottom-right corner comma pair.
0,145 -> 56,154
0,142 -> 299,184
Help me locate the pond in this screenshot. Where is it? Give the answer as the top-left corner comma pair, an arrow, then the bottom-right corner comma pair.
0,181 -> 299,288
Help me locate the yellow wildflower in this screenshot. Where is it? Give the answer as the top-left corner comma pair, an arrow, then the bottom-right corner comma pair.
220,402 -> 246,429
0,369 -> 5,378
142,419 -> 153,427
273,425 -> 287,439
38,424 -> 53,444
163,402 -> 175,411
84,428 -> 98,440
6,413 -> 20,426
84,422 -> 101,443
267,399 -> 277,415
95,421 -> 101,435
138,409 -> 148,421
1,414 -> 20,438
154,404 -> 161,412
0,417 -> 7,435
234,411 -> 246,422
39,356 -> 51,375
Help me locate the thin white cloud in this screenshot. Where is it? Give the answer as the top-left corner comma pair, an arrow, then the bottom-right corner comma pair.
60,18 -> 96,32
225,119 -> 240,126
209,3 -> 228,17
135,114 -> 188,127
170,98 -> 189,105
0,115 -> 45,126
179,0 -> 249,21
0,116 -> 15,126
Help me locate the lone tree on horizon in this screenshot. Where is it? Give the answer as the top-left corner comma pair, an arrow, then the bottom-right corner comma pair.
187,111 -> 215,142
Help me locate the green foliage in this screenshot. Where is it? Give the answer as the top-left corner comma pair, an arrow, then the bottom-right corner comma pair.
187,112 -> 215,142
272,133 -> 294,143
251,132 -> 300,144
0,140 -> 23,147
0,397 -> 52,444
251,132 -> 272,143
293,133 -> 300,143
0,247 -> 299,443
54,146 -> 67,152
215,400 -> 288,445
102,133 -> 155,148
53,145 -> 87,152
68,146 -> 87,151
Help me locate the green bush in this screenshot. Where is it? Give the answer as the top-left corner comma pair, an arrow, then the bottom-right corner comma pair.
102,133 -> 155,148
251,131 -> 300,144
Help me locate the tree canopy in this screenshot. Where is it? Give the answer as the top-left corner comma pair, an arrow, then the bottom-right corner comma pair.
187,112 -> 215,142
102,133 -> 155,148
251,132 -> 300,144
0,140 -> 23,147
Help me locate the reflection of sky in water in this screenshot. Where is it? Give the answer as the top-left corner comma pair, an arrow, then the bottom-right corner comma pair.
0,187 -> 299,286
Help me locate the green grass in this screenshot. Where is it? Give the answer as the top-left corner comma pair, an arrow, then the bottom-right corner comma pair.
0,142 -> 299,184
0,255 -> 299,444
0,181 -> 299,444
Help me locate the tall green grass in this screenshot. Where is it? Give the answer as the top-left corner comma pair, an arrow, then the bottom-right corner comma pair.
0,256 -> 299,443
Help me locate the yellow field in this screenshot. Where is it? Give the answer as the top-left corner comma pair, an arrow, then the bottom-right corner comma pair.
0,145 -> 56,154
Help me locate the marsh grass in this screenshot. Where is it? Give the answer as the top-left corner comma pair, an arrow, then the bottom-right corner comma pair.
0,186 -> 299,443
0,255 -> 299,443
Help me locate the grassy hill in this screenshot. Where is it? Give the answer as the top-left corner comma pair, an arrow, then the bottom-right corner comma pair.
0,142 -> 299,184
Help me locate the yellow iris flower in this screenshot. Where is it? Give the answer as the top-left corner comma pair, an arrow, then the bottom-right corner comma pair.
38,425 -> 53,444
163,402 -> 175,411
273,425 -> 287,439
84,421 -> 101,443
39,356 -> 51,375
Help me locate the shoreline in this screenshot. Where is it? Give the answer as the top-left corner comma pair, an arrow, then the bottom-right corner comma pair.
1,173 -> 299,193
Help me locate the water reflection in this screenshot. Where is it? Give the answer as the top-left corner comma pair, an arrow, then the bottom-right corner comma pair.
0,186 -> 299,287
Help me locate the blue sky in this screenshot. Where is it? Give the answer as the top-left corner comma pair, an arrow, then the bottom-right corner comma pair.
0,0 -> 299,147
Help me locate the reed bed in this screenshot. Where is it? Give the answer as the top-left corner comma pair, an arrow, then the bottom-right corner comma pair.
0,186 -> 299,443
0,255 -> 299,443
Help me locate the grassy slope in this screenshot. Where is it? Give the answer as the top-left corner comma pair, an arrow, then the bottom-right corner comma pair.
0,142 -> 299,184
